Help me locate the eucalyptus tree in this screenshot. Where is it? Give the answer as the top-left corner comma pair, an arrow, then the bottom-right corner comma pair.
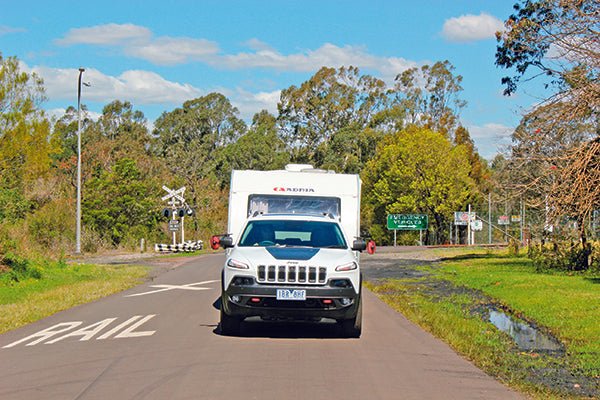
277,66 -> 387,165
392,60 -> 466,138
152,93 -> 246,230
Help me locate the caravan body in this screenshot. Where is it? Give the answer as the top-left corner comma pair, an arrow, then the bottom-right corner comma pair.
228,164 -> 361,243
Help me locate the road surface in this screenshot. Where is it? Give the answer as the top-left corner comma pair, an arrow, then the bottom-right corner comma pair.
0,253 -> 522,399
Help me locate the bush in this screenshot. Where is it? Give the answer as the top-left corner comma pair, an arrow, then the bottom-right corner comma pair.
26,199 -> 74,250
0,252 -> 42,282
530,241 -> 595,272
508,238 -> 520,256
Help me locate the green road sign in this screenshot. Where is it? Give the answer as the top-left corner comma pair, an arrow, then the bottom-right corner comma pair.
387,214 -> 428,230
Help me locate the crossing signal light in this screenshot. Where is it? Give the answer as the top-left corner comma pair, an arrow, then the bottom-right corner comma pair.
162,208 -> 171,218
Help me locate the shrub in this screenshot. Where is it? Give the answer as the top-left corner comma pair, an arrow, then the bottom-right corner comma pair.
530,241 -> 594,272
0,252 -> 42,282
508,238 -> 520,256
26,199 -> 74,250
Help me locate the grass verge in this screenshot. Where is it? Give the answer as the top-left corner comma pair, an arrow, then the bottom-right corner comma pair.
0,259 -> 148,334
366,250 -> 599,399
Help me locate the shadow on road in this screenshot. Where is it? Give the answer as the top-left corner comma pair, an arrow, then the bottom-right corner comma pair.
213,318 -> 347,339
211,297 -> 353,339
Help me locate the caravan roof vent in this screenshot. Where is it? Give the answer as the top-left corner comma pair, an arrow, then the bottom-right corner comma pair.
285,164 -> 314,172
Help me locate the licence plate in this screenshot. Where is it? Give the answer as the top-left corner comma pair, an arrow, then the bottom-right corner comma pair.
276,289 -> 306,301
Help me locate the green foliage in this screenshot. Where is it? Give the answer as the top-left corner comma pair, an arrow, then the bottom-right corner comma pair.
277,66 -> 387,164
83,158 -> 160,246
317,126 -> 384,174
393,60 -> 466,137
153,93 -> 246,188
508,238 -> 520,256
0,252 -> 42,283
0,52 -> 486,256
362,126 -> 476,244
495,0 -> 598,96
0,187 -> 31,223
0,261 -> 147,333
529,241 -> 596,272
213,110 -> 289,183
26,198 -> 74,249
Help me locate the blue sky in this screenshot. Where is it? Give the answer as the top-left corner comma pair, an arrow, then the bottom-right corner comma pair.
1,0 -> 537,159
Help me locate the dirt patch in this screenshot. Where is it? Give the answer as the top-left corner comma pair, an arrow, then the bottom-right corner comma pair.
362,248 -> 600,398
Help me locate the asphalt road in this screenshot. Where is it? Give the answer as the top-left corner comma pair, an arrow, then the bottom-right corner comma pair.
0,253 -> 522,400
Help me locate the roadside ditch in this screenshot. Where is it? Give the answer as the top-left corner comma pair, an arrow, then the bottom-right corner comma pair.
361,249 -> 599,398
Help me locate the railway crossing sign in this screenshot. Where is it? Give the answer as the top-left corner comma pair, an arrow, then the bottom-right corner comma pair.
161,186 -> 185,205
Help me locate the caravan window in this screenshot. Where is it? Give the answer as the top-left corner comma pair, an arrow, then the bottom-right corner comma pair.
248,195 -> 340,218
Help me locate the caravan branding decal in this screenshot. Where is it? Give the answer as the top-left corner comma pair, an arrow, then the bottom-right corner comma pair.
273,187 -> 315,193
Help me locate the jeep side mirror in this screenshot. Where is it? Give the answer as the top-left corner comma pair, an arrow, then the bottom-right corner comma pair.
220,236 -> 234,249
351,238 -> 367,252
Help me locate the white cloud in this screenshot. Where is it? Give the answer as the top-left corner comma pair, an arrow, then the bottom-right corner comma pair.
126,37 -> 219,65
225,88 -> 281,120
55,23 -> 151,45
55,24 -> 418,78
0,25 -> 26,35
442,13 -> 504,43
242,38 -> 275,52
47,107 -> 102,121
22,63 -> 202,105
467,122 -> 514,159
214,43 -> 417,78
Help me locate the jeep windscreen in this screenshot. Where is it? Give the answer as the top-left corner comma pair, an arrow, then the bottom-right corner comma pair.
238,220 -> 347,249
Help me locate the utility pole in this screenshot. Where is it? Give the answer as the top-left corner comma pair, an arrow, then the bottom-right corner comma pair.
75,68 -> 85,254
488,193 -> 492,244
520,198 -> 524,245
467,204 -> 472,246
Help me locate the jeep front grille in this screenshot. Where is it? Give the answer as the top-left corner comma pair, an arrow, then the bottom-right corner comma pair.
257,265 -> 327,284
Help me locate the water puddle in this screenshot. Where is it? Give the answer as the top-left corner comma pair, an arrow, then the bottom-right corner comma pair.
488,309 -> 563,351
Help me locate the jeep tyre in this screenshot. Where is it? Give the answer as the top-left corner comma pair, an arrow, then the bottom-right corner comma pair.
220,306 -> 241,336
340,297 -> 362,338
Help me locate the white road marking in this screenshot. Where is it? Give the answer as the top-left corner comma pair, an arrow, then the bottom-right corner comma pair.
46,318 -> 117,344
2,322 -> 83,348
113,315 -> 156,338
125,280 -> 219,297
2,314 -> 158,349
96,315 -> 143,340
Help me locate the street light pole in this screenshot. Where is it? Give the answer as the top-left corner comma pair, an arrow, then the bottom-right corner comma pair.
76,67 -> 85,254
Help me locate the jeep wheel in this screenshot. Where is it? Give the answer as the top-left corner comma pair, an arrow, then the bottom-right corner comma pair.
220,306 -> 241,336
340,298 -> 362,338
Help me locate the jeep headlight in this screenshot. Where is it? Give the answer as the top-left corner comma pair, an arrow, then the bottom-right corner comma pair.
227,258 -> 249,269
335,261 -> 357,271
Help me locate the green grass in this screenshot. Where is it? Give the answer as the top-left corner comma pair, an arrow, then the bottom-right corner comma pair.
366,249 -> 600,399
0,260 -> 148,334
439,253 -> 600,377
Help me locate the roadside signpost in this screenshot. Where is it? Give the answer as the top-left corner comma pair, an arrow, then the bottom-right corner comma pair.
454,209 -> 477,245
387,214 -> 428,246
471,220 -> 483,231
156,186 -> 202,252
454,211 -> 475,226
162,186 -> 186,245
168,220 -> 180,232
